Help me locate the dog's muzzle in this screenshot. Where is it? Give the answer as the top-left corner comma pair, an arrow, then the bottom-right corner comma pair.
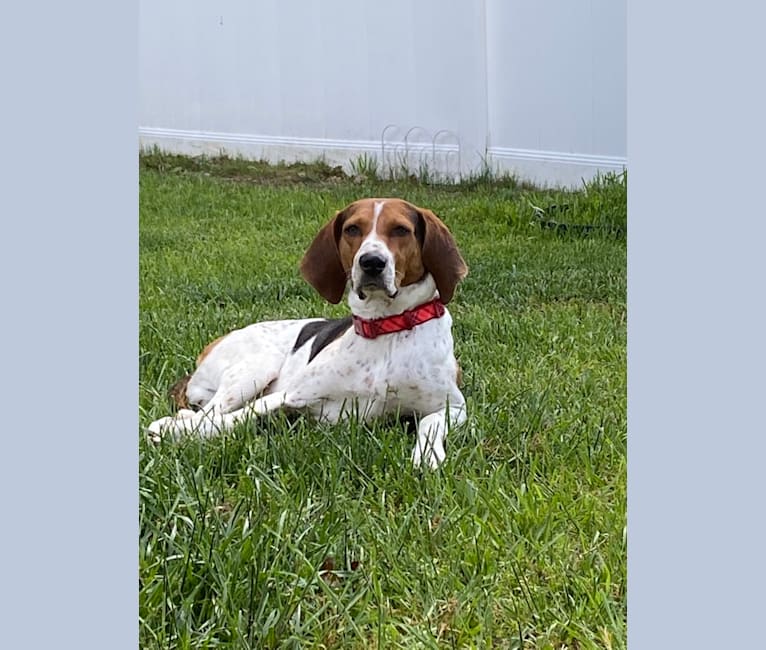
355,252 -> 397,299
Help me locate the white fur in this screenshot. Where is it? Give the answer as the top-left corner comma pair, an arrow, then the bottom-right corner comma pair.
147,238 -> 467,469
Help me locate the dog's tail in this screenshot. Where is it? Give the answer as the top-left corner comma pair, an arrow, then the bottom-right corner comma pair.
168,374 -> 193,410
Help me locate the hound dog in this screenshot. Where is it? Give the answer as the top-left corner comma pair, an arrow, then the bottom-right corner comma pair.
147,198 -> 468,468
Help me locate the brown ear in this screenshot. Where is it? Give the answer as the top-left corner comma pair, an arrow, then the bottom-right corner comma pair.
418,208 -> 468,304
300,210 -> 348,304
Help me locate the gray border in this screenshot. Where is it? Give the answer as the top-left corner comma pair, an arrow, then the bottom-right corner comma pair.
628,1 -> 766,647
0,2 -> 137,647
4,0 -> 765,646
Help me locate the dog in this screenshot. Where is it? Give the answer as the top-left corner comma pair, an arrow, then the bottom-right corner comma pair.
147,198 -> 468,468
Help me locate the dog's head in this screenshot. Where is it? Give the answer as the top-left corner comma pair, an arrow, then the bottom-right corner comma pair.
300,198 -> 468,305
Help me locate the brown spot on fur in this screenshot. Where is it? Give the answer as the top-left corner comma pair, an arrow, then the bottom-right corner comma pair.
196,334 -> 226,366
168,374 -> 192,410
167,334 -> 226,411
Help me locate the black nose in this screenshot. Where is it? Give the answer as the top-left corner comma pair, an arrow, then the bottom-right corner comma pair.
359,253 -> 386,276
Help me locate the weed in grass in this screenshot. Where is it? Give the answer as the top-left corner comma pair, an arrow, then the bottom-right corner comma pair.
140,153 -> 626,649
348,153 -> 380,182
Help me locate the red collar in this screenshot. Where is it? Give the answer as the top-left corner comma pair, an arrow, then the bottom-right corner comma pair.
352,298 -> 446,339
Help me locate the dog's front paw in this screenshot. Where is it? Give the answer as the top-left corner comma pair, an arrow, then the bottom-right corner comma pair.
411,438 -> 446,469
147,417 -> 174,444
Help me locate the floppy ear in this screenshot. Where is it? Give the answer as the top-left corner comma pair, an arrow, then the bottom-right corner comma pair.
300,210 -> 348,304
417,208 -> 468,304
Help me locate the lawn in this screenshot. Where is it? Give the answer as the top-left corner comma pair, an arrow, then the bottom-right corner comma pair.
139,152 -> 627,649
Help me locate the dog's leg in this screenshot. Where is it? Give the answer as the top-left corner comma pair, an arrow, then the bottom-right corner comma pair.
150,390 -> 292,440
147,389 -> 293,442
411,400 -> 467,469
198,390 -> 292,432
147,359 -> 281,441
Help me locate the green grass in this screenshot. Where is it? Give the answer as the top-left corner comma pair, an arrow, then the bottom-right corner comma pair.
139,153 -> 627,649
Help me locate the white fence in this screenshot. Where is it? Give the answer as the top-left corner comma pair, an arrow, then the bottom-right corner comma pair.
139,0 -> 626,187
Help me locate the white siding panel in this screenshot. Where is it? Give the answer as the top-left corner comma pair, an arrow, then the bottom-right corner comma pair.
139,0 -> 626,186
485,0 -> 625,158
591,0 -> 627,158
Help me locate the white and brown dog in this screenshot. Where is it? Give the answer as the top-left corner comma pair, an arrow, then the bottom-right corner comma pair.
147,198 -> 468,468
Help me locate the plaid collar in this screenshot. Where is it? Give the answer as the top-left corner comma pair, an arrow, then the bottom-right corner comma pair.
352,298 -> 446,339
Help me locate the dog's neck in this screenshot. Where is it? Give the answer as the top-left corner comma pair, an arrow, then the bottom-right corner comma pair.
348,273 -> 439,320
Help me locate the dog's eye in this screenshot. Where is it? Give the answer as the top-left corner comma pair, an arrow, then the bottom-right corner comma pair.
344,224 -> 362,236
391,225 -> 411,237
